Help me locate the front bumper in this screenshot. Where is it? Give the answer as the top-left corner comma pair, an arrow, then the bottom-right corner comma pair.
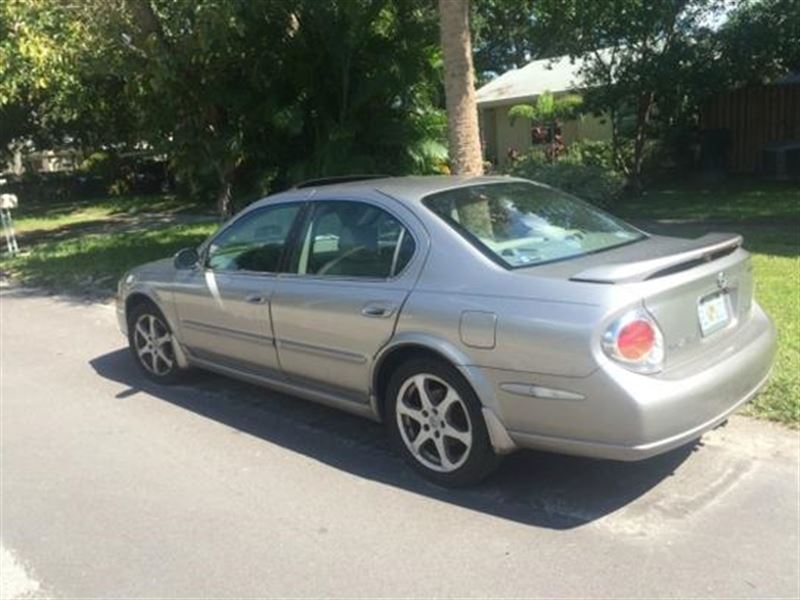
116,297 -> 128,337
475,303 -> 776,461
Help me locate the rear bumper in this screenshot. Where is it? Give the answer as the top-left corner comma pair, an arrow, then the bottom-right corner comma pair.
507,367 -> 771,461
475,303 -> 776,460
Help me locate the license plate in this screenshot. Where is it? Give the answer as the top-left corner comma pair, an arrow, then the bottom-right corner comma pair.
698,292 -> 730,336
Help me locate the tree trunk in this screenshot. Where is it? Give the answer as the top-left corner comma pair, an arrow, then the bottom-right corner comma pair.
609,106 -> 623,175
126,0 -> 172,54
215,165 -> 234,220
631,91 -> 655,193
216,179 -> 233,220
439,0 -> 483,176
439,0 -> 492,236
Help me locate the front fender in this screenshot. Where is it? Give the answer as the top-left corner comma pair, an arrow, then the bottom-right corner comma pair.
119,281 -> 190,369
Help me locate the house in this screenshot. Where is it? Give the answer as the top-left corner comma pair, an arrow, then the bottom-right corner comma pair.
476,53 -> 612,167
2,148 -> 82,176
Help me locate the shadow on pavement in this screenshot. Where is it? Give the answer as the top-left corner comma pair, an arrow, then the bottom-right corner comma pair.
90,348 -> 696,530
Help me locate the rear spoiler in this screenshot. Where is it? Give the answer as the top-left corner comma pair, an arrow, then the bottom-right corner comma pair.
570,233 -> 743,284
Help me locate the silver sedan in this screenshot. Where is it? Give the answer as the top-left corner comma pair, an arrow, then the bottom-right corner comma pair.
117,176 -> 776,486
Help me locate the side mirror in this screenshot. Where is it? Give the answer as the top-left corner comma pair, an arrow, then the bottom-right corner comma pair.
173,247 -> 200,270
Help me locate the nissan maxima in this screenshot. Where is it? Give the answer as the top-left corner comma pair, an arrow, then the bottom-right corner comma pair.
117,176 -> 776,486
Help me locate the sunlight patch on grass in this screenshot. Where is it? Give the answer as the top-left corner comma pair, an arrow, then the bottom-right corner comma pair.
745,251 -> 800,426
615,180 -> 800,222
13,194 -> 210,235
3,223 -> 217,294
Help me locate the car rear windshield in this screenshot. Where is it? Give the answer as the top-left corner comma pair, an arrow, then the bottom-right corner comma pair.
423,181 -> 645,268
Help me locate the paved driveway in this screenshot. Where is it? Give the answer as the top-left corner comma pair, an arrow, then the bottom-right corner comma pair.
1,288 -> 798,598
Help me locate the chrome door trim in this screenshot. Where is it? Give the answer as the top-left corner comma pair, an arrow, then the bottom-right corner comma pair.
277,338 -> 368,364
181,319 -> 274,346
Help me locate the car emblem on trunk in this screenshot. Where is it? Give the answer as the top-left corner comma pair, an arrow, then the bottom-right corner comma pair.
717,271 -> 728,289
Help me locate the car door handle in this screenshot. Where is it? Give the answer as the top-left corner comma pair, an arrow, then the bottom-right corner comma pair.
245,294 -> 267,304
361,303 -> 396,318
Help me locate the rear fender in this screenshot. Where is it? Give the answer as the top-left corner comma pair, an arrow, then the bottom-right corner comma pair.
371,332 -> 516,454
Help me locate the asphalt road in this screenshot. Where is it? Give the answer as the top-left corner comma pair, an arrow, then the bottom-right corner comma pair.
1,287 -> 798,599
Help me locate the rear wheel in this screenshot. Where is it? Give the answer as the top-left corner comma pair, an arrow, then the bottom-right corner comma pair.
386,359 -> 500,487
127,302 -> 186,384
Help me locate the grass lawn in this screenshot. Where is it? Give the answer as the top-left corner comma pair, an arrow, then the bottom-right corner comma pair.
3,183 -> 798,426
2,193 -> 218,294
748,251 -> 799,424
3,222 -> 217,292
615,179 -> 800,223
12,194 -> 210,235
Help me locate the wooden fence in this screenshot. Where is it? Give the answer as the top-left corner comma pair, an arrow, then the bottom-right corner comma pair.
701,83 -> 800,173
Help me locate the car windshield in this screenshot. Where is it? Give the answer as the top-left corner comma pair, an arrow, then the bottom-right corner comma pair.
423,181 -> 645,268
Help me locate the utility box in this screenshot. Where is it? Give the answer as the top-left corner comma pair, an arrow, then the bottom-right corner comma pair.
0,191 -> 20,255
762,140 -> 800,180
0,193 -> 19,209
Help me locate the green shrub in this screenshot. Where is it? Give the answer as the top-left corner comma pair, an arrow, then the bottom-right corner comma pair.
563,140 -> 616,170
78,151 -> 113,177
506,147 -> 624,206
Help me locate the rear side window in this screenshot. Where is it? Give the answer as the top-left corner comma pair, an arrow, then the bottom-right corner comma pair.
291,201 -> 415,278
207,203 -> 300,272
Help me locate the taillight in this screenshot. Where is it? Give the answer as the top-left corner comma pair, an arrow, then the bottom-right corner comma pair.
603,309 -> 664,373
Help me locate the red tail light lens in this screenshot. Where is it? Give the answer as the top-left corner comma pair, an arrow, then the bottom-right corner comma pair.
603,309 -> 664,373
617,320 -> 655,360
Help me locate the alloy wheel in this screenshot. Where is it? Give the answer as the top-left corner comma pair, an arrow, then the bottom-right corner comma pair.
395,373 -> 473,473
133,313 -> 175,376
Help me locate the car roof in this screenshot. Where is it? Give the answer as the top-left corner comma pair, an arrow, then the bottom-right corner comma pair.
262,175 -> 521,207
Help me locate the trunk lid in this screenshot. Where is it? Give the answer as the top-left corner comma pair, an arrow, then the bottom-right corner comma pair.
523,233 -> 754,369
635,243 -> 753,370
568,233 -> 742,284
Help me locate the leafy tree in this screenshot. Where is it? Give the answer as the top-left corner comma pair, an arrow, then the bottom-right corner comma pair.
119,0 -> 299,217
534,0 -> 728,190
0,0 -> 143,158
270,0 -> 446,185
2,0 -> 447,217
718,0 -> 800,85
471,0 -> 539,82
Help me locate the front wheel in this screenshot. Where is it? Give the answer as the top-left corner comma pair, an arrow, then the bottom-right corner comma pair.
127,303 -> 186,384
386,359 -> 500,487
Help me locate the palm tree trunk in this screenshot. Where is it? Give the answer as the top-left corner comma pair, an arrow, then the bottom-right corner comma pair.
439,0 -> 483,177
439,0 -> 491,236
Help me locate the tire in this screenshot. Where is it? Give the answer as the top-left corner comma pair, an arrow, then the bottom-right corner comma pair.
385,358 -> 501,487
127,301 -> 187,385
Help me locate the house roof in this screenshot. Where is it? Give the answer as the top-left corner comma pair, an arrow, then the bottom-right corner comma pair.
476,52 -> 604,108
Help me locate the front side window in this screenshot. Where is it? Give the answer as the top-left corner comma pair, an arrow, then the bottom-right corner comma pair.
291,201 -> 415,278
423,182 -> 644,268
206,203 -> 301,272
